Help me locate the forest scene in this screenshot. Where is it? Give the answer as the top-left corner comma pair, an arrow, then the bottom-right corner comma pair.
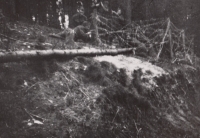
0,0 -> 200,138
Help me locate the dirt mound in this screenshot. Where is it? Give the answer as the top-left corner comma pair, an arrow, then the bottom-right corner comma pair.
0,56 -> 200,138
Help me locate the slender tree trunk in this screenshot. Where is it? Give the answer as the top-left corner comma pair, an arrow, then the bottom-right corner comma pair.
14,0 -> 20,19
11,0 -> 16,16
169,28 -> 174,59
156,18 -> 170,60
182,30 -> 186,57
125,0 -> 132,25
92,8 -> 101,45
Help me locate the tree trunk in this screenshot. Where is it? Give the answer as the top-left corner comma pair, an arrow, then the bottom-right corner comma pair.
156,18 -> 170,60
125,0 -> 132,25
182,30 -> 186,57
92,8 -> 101,45
10,0 -> 16,17
169,28 -> 174,59
0,48 -> 134,63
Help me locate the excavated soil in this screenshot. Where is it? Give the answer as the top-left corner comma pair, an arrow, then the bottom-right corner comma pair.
0,56 -> 200,138
0,21 -> 200,138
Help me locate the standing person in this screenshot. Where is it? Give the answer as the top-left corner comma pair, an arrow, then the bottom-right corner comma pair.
71,1 -> 87,28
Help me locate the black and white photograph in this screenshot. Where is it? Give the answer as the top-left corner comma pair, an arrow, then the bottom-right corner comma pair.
0,0 -> 200,137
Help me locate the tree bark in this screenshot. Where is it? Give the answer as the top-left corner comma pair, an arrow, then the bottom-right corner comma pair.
169,28 -> 174,59
125,0 -> 132,25
0,48 -> 134,63
92,8 -> 101,45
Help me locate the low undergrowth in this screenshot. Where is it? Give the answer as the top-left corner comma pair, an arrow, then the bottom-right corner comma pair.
0,57 -> 200,138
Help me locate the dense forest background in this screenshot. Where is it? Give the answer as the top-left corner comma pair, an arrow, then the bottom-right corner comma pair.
1,0 -> 200,55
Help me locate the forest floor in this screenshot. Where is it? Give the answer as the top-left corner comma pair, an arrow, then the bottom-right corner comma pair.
0,21 -> 200,138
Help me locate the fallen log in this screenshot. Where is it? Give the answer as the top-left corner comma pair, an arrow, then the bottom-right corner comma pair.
0,48 -> 134,63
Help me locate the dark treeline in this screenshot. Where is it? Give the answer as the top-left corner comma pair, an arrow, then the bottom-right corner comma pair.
0,0 -> 95,27
0,0 -> 200,55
